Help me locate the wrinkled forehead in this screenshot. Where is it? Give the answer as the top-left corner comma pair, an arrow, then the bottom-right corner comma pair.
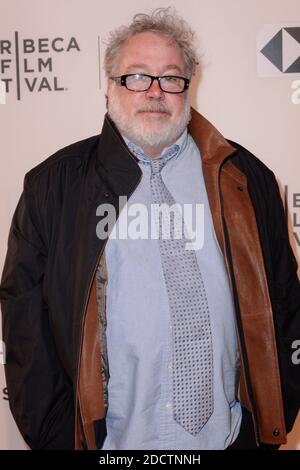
116,32 -> 186,75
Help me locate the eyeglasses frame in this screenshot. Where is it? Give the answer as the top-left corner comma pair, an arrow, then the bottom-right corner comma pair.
110,73 -> 190,94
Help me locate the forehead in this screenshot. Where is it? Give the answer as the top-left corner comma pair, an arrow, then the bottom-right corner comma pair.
116,32 -> 185,73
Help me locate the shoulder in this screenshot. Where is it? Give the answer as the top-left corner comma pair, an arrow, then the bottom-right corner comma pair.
227,140 -> 285,219
24,134 -> 101,189
227,139 -> 277,187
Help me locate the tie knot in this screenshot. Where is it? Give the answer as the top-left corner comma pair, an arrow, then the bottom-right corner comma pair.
150,158 -> 166,175
127,140 -> 180,175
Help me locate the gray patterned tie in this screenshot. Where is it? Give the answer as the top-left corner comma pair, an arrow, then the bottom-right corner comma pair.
149,154 -> 214,435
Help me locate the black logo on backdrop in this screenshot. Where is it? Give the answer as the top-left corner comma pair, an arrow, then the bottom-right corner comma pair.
285,185 -> 300,248
2,387 -> 8,401
260,27 -> 300,73
0,33 -> 80,100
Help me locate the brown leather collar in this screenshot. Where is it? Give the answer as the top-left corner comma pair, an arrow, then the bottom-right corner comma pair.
188,108 -> 236,166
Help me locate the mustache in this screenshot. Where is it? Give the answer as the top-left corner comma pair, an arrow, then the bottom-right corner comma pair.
136,102 -> 172,115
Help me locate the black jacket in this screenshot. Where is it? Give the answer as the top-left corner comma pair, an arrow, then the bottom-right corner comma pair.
1,109 -> 299,449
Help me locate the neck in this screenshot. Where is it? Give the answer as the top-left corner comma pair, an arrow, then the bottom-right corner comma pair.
140,144 -> 168,158
126,134 -> 184,159
121,128 -> 188,159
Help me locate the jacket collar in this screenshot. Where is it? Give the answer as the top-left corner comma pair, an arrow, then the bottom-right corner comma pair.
188,108 -> 236,165
96,107 -> 238,194
95,115 -> 141,197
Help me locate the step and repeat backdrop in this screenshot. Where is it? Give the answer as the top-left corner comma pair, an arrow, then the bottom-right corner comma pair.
0,0 -> 299,450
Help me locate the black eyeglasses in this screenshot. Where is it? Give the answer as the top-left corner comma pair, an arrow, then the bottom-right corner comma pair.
110,73 -> 190,94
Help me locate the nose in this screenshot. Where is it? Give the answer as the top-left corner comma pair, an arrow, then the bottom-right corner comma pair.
146,78 -> 165,99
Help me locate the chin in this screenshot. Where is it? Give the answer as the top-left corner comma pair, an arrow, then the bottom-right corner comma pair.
137,122 -> 172,138
136,113 -> 171,126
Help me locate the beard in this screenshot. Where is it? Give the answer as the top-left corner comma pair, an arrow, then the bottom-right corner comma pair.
107,91 -> 191,154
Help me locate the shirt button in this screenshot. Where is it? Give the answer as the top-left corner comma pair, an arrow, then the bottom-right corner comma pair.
167,363 -> 172,371
166,401 -> 172,410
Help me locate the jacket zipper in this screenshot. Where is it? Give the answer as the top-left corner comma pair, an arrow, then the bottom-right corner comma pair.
75,129 -> 142,447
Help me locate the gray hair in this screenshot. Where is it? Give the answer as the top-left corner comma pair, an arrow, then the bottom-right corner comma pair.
104,7 -> 199,79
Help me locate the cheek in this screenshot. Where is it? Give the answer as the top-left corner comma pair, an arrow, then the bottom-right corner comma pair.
121,92 -> 141,111
169,96 -> 185,117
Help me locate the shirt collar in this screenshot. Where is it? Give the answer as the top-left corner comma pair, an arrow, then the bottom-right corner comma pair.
123,128 -> 188,166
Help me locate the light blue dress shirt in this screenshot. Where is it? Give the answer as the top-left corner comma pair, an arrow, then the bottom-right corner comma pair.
101,129 -> 242,450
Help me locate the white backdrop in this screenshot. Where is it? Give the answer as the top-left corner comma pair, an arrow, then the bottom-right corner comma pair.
0,0 -> 299,450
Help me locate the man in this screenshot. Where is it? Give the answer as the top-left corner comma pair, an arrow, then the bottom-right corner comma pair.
1,8 -> 299,450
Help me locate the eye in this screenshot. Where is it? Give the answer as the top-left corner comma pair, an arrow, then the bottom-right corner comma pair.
132,74 -> 147,81
163,76 -> 180,83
